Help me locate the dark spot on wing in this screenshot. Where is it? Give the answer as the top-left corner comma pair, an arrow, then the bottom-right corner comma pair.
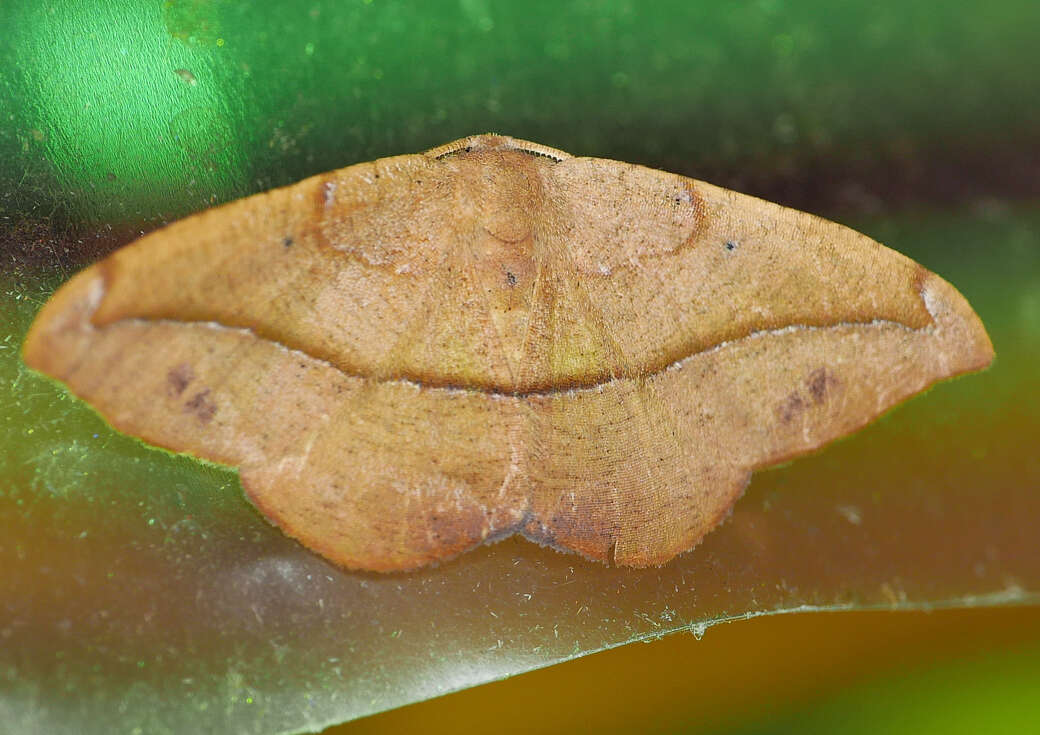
167,363 -> 194,397
777,368 -> 842,424
185,389 -> 216,424
505,270 -> 517,287
283,236 -> 294,248
806,367 -> 839,404
725,240 -> 738,251
777,392 -> 805,424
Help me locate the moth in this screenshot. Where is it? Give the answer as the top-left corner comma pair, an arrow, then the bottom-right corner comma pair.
23,134 -> 994,571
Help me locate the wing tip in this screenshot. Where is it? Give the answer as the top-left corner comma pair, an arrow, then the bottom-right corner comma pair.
22,266 -> 105,380
920,272 -> 995,377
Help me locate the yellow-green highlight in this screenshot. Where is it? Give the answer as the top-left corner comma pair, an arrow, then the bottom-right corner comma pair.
336,607 -> 1040,735
11,0 -> 248,221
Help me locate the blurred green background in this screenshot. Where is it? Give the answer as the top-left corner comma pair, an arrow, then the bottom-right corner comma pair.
1,1 -> 1038,733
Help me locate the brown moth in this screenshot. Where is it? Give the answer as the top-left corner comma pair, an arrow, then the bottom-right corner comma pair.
23,134 -> 994,572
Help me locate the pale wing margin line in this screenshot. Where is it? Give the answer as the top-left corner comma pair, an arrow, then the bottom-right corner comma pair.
105,312 -> 930,400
